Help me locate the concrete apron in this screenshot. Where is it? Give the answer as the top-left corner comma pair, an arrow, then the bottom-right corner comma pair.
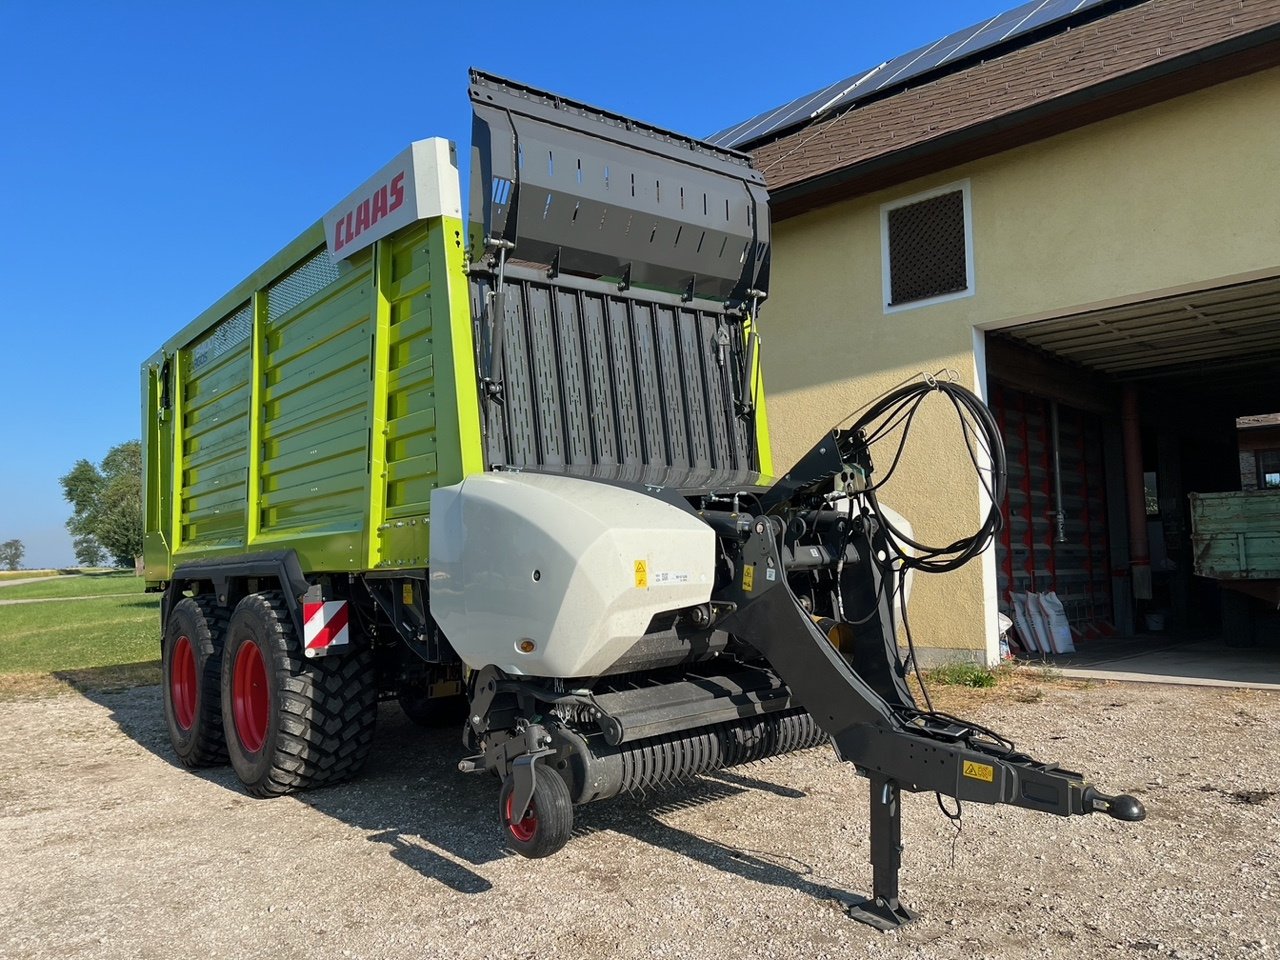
1018,636 -> 1280,691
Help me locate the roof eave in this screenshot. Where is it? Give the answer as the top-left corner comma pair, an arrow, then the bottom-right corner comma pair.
768,26 -> 1280,222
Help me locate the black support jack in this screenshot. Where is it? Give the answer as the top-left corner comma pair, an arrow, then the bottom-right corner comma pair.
842,774 -> 918,931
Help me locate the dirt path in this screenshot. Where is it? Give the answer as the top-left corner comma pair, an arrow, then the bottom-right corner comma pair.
0,681 -> 1276,960
0,574 -> 80,589
0,593 -> 136,606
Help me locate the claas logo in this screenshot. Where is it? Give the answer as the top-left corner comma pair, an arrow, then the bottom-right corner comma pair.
332,171 -> 406,253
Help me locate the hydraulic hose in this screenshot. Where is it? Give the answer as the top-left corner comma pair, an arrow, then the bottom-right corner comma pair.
846,379 -> 1007,576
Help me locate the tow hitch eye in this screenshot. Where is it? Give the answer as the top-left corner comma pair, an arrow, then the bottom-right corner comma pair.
1083,786 -> 1147,822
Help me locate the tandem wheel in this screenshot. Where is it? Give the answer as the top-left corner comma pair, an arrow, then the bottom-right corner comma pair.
498,770 -> 573,858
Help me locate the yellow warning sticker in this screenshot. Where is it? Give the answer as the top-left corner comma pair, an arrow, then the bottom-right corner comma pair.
402,583 -> 414,605
963,760 -> 994,783
634,560 -> 648,589
742,564 -> 755,592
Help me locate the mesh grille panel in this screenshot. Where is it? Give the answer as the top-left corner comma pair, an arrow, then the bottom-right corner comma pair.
267,248 -> 341,322
887,190 -> 967,306
189,302 -> 251,372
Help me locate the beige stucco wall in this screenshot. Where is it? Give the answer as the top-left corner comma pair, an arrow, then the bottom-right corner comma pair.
761,66 -> 1280,662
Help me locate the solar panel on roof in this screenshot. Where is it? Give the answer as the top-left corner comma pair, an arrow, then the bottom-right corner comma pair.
1021,0 -> 1090,33
708,0 -> 1113,150
712,77 -> 844,148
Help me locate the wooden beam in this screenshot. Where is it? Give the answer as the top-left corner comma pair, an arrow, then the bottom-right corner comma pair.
985,336 -> 1118,415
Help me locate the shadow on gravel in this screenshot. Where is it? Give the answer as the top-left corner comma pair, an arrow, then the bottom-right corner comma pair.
580,776 -> 865,907
70,683 -> 864,905
52,661 -> 161,693
68,677 -> 241,789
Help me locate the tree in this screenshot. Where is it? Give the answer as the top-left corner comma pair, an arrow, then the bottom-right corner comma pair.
60,440 -> 143,568
72,534 -> 106,568
0,539 -> 23,571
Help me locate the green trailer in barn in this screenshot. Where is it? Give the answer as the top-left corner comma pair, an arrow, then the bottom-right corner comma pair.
1190,489 -> 1280,645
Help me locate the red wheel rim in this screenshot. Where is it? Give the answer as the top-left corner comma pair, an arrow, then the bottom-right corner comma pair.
506,793 -> 538,843
170,635 -> 197,731
232,640 -> 270,753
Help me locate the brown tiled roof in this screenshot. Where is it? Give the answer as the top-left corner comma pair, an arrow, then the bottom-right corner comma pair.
752,0 -> 1280,195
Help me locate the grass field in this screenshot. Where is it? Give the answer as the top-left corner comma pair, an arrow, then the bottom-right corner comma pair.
0,571 -> 148,600
0,573 -> 160,696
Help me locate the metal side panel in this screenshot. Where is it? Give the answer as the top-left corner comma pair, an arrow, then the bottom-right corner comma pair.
371,215 -> 485,570
468,70 -> 769,305
256,252 -> 374,570
177,303 -> 253,551
475,267 -> 761,478
466,69 -> 773,484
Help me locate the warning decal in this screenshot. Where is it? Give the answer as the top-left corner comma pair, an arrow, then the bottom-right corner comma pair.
742,565 -> 755,592
634,560 -> 648,589
963,760 -> 994,783
303,600 -> 350,657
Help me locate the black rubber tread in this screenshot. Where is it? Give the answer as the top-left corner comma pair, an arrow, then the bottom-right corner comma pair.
221,591 -> 378,798
499,771 -> 574,859
162,596 -> 230,767
397,692 -> 468,728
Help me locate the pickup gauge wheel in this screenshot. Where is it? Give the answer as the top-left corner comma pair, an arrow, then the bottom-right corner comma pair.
499,770 -> 573,858
162,596 -> 230,767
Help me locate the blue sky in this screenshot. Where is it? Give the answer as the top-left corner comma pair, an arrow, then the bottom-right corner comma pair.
0,0 -> 1012,568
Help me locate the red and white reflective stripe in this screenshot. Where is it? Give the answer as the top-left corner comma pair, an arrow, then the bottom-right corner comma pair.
303,601 -> 350,653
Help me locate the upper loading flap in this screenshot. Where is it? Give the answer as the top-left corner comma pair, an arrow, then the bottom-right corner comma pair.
469,69 -> 770,305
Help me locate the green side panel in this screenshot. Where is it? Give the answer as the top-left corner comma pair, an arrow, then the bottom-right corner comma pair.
373,215 -> 484,568
1190,490 -> 1280,580
145,211 -> 481,581
256,249 -> 375,570
178,302 -> 253,550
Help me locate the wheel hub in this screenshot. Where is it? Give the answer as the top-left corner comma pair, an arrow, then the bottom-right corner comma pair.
170,635 -> 197,731
506,793 -> 538,842
232,640 -> 270,753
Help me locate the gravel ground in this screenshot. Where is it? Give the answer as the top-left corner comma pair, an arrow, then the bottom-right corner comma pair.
0,680 -> 1276,960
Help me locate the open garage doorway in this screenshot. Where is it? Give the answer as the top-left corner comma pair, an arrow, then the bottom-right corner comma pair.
985,276 -> 1280,686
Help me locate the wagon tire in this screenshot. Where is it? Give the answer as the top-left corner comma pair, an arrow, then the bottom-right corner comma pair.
499,770 -> 573,859
221,591 -> 377,797
162,596 -> 230,767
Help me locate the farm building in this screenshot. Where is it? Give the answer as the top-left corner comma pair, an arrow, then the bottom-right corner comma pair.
713,0 -> 1280,663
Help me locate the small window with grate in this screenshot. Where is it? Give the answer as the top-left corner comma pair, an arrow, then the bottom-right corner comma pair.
881,181 -> 973,312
